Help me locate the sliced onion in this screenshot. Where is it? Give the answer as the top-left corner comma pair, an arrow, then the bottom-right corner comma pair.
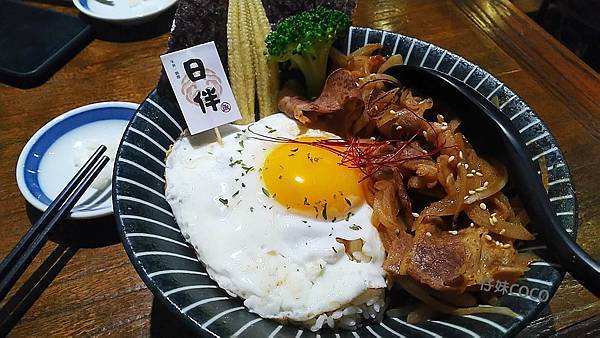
414,198 -> 456,230
464,158 -> 508,205
397,277 -> 519,322
454,162 -> 468,219
452,305 -> 519,318
373,180 -> 402,230
436,155 -> 455,194
376,109 -> 401,128
465,204 -> 534,240
377,54 -> 405,74
350,43 -> 383,57
361,178 -> 375,206
335,237 -> 371,262
400,88 -> 433,113
360,73 -> 400,87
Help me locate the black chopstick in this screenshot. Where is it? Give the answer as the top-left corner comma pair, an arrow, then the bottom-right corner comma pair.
0,146 -> 110,301
0,145 -> 107,279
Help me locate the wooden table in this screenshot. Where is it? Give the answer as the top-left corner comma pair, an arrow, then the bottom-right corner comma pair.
1,0 -> 598,336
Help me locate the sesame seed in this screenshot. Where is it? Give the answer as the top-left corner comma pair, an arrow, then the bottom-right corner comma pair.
422,149 -> 428,154
412,212 -> 420,218
437,114 -> 444,122
479,202 -> 487,210
423,130 -> 428,137
448,230 -> 458,235
492,215 -> 498,223
471,169 -> 477,173
475,187 -> 485,192
489,217 -> 496,225
468,190 -> 476,194
476,172 -> 484,177
390,109 -> 396,114
503,243 -> 511,248
464,163 -> 469,169
441,125 -> 448,130
459,151 -> 464,159
499,228 -> 506,235
442,122 -> 448,126
425,232 -> 432,237
484,234 -> 492,241
490,212 -> 497,217
370,137 -> 376,140
495,240 -> 501,246
464,195 -> 469,200
395,125 -> 403,130
448,155 -> 455,162
466,173 -> 474,177
483,181 -> 489,187
470,222 -> 475,227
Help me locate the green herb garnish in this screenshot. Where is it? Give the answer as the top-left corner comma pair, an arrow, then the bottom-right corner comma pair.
262,187 -> 270,197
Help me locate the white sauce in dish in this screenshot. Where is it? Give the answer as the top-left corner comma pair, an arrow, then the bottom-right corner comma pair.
38,119 -> 127,212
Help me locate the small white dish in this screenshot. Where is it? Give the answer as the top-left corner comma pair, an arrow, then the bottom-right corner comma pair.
73,0 -> 177,25
16,102 -> 137,219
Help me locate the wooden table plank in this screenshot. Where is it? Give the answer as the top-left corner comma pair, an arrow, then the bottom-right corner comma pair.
1,0 -> 598,336
454,0 -> 600,136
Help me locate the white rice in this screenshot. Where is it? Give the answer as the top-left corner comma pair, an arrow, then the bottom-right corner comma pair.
300,290 -> 387,332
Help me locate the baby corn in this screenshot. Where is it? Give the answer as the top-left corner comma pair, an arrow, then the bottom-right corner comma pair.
247,0 -> 279,119
227,0 -> 255,124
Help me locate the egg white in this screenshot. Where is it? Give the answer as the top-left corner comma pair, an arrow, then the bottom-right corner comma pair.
164,113 -> 386,322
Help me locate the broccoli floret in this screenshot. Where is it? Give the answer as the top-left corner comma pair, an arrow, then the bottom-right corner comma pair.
265,6 -> 351,98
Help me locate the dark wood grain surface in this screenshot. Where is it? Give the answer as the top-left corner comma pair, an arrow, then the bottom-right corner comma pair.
0,0 -> 598,336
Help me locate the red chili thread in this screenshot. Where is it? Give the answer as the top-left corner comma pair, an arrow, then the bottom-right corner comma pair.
249,81 -> 458,181
247,111 -> 456,182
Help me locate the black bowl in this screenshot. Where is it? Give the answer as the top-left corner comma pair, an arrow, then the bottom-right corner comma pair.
113,27 -> 577,337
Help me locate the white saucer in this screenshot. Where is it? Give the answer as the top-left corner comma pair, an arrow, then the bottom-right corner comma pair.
73,0 -> 177,25
16,102 -> 138,219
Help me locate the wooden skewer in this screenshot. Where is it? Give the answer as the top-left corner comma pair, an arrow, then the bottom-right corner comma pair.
214,127 -> 223,145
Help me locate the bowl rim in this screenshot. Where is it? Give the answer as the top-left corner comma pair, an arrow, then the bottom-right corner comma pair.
16,101 -> 139,220
72,0 -> 178,23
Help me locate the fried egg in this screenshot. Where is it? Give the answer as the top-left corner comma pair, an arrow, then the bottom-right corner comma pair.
165,113 -> 386,326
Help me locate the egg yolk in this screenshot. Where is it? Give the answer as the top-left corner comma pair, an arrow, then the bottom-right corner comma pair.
261,137 -> 364,220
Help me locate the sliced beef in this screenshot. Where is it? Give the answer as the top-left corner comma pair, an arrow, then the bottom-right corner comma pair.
384,224 -> 530,293
278,68 -> 363,124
